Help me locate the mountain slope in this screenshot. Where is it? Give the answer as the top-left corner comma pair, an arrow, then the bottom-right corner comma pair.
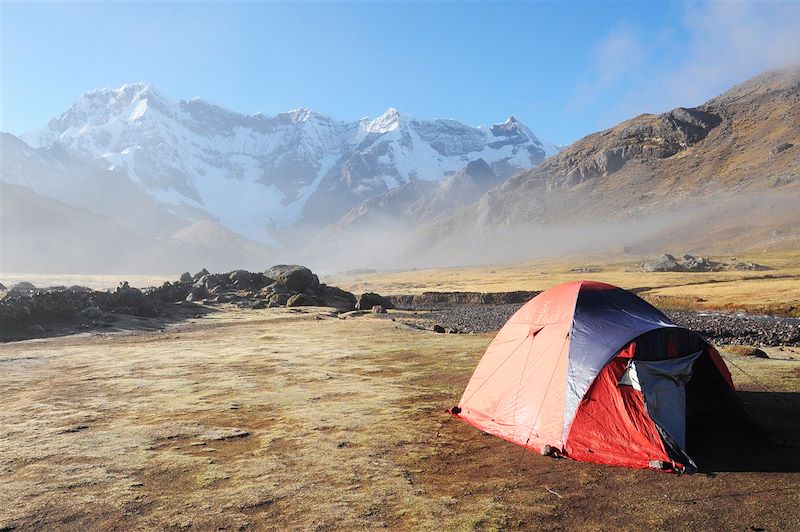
21,84 -> 556,240
0,133 -> 198,238
338,158 -> 504,227
412,67 -> 800,263
0,182 -> 274,274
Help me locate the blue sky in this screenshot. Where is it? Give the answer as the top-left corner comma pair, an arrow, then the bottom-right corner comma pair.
2,1 -> 799,145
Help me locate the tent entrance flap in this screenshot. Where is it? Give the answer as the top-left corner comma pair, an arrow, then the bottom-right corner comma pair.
634,350 -> 703,450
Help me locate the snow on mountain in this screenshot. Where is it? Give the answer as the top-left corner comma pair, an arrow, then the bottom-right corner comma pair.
22,83 -> 557,242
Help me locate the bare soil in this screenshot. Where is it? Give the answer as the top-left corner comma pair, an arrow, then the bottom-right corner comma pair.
1,307 -> 798,530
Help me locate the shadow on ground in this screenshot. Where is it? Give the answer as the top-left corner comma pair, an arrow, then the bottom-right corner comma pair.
689,391 -> 800,473
0,302 -> 218,343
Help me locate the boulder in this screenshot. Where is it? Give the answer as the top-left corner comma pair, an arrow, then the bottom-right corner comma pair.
433,325 -> 446,333
79,306 -> 103,320
148,281 -> 192,303
9,282 -> 37,294
355,292 -> 395,311
267,292 -> 291,307
745,347 -> 770,359
642,255 -> 684,272
185,291 -> 201,303
318,285 -> 357,311
67,285 -> 92,293
771,142 -> 793,156
264,265 -> 320,292
192,268 -> 210,281
286,293 -> 322,307
107,282 -> 157,317
229,270 -> 253,287
683,256 -> 713,272
179,272 -> 192,283
371,305 -> 387,314
0,282 -> 5,290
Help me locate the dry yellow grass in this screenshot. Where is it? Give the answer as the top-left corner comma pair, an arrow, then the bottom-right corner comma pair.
327,250 -> 800,315
0,272 -> 175,291
1,307 -> 798,530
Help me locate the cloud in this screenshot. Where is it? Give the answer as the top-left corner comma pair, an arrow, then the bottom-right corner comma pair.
571,1 -> 800,136
570,24 -> 647,109
665,2 -> 800,104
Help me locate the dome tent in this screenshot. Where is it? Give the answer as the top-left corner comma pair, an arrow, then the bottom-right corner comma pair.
451,281 -> 748,473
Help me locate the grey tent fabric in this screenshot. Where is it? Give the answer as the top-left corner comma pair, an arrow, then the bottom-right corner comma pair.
632,350 -> 703,450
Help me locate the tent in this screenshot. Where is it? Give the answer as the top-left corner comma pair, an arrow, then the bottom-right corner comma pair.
451,281 -> 749,473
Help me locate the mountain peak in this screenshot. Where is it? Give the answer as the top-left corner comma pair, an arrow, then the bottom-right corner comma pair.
285,108 -> 314,123
365,107 -> 404,134
92,82 -> 164,105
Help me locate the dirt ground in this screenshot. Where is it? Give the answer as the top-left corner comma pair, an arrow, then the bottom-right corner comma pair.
1,307 -> 798,530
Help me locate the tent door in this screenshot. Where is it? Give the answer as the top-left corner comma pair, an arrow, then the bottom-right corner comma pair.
622,351 -> 703,453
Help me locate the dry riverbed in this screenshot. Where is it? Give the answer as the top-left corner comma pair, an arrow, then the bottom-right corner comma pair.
1,307 -> 799,530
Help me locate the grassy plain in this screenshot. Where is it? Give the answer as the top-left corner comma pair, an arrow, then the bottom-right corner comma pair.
327,250 -> 800,315
1,307 -> 798,530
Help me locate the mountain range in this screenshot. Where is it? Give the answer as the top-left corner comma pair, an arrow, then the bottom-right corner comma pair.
16,84 -> 555,242
2,68 -> 798,273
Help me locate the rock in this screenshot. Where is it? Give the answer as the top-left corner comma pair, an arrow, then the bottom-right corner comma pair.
192,268 -> 210,281
28,323 -> 46,334
267,292 -> 291,307
318,284 -> 357,310
371,305 -> 386,314
286,293 -> 322,307
67,285 -> 92,293
229,270 -> 253,287
202,273 -> 230,291
79,306 -> 103,320
745,348 -> 770,359
0,282 -> 6,290
264,265 -> 320,292
683,256 -> 712,272
109,282 -> 156,317
433,324 -> 446,333
639,254 -> 767,273
642,255 -> 684,272
9,281 -> 37,294
179,272 -> 192,283
355,292 -> 395,311
771,142 -> 793,156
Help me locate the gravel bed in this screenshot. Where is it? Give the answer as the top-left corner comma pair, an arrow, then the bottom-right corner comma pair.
410,305 -> 800,347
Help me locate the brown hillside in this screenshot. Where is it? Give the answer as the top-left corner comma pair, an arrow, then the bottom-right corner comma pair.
416,68 -> 800,260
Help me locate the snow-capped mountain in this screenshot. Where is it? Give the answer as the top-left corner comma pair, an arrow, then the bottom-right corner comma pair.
21,83 -> 557,243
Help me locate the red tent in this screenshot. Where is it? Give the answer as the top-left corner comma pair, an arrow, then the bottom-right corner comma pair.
452,281 -> 745,473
